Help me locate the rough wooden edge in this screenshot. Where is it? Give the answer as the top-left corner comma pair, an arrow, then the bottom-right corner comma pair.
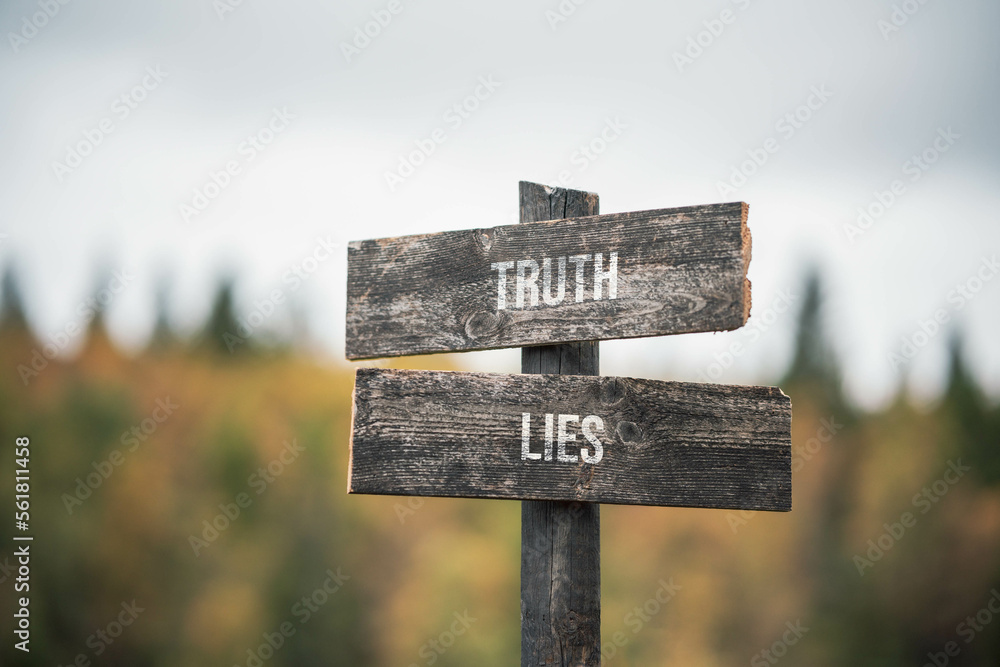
740,201 -> 752,325
348,368 -> 793,512
345,201 -> 746,253
347,373 -> 358,494
352,366 -> 793,397
523,180 -> 599,201
781,385 -> 792,511
344,198 -> 753,360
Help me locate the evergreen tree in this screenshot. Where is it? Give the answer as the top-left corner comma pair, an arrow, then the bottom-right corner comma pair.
149,275 -> 176,350
0,263 -> 29,331
782,267 -> 848,414
77,266 -> 118,352
942,333 -> 998,484
782,267 -> 866,664
201,277 -> 248,356
785,269 -> 834,382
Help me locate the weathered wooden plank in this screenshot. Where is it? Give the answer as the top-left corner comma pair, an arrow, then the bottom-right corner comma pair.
348,368 -> 792,511
519,181 -> 601,667
522,499 -> 600,665
345,198 -> 751,359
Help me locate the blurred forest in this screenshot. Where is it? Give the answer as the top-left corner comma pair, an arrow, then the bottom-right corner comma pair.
1,264 -> 999,667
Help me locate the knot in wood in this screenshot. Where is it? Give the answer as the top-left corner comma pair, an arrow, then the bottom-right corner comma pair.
615,420 -> 643,443
560,610 -> 581,635
464,309 -> 507,340
474,227 -> 496,252
600,377 -> 628,406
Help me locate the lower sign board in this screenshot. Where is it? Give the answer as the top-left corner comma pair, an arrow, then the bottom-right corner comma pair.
349,368 -> 792,511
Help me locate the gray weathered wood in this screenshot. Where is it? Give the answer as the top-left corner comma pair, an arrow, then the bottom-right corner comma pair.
521,499 -> 600,666
519,181 -> 601,667
347,368 -> 793,511
345,197 -> 751,359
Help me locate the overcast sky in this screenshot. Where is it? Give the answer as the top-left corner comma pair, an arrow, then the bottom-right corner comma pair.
2,0 -> 998,409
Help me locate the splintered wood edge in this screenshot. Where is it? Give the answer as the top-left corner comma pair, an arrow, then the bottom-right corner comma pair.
347,373 -> 357,494
347,368 -> 792,509
344,199 -> 756,359
740,201 -> 752,325
773,382 -> 792,511
523,180 -> 599,201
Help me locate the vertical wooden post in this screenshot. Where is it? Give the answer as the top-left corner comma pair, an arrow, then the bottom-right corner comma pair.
520,181 -> 601,666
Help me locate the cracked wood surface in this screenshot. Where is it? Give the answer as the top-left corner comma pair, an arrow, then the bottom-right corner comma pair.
348,368 -> 792,511
519,180 -> 602,667
345,195 -> 751,359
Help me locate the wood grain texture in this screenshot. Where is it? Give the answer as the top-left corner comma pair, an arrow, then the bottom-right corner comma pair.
345,196 -> 751,359
521,499 -> 600,666
519,181 -> 601,667
348,368 -> 792,511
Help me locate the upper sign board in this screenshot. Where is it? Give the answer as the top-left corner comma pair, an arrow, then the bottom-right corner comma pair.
346,202 -> 751,359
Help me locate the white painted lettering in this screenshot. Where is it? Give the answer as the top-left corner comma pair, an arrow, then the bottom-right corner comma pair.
593,251 -> 618,300
522,412 -> 606,465
568,254 -> 591,303
541,256 -> 566,305
493,252 -> 619,310
581,415 -> 605,464
557,414 -> 580,463
491,261 -> 514,309
521,412 -> 540,460
544,413 -> 554,462
516,259 -> 541,308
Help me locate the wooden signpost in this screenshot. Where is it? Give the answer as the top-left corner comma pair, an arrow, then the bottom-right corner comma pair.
345,182 -> 792,666
350,369 -> 790,510
345,199 -> 750,360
